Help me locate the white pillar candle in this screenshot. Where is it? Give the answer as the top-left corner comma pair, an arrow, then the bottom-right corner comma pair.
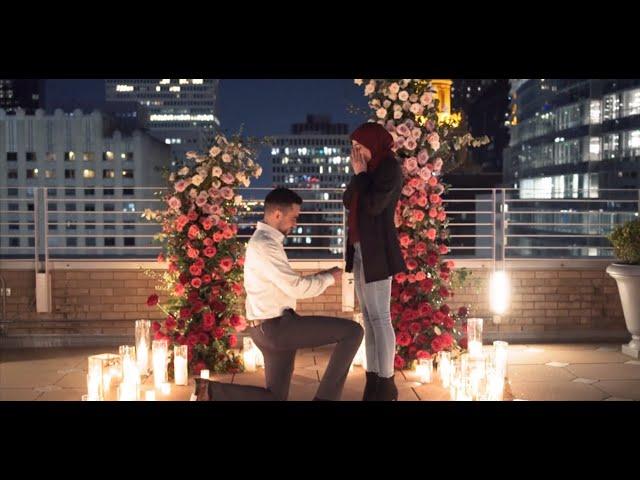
145,390 -> 156,401
468,340 -> 483,358
416,358 -> 433,383
244,349 -> 257,373
135,320 -> 151,376
174,345 -> 188,386
467,318 -> 484,358
117,382 -> 138,401
493,341 -> 509,379
152,339 -> 168,388
200,369 -> 210,380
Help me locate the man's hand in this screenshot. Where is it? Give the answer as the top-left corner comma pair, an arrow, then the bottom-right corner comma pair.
324,266 -> 342,283
351,147 -> 367,175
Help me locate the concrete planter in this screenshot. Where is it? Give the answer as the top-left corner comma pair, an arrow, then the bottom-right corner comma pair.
606,263 -> 640,358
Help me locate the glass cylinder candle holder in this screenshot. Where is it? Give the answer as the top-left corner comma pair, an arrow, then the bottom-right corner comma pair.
493,340 -> 509,379
174,345 -> 189,385
416,357 -> 433,384
152,339 -> 169,388
438,351 -> 452,388
200,369 -> 210,380
135,320 -> 152,376
117,382 -> 139,401
467,318 -> 484,358
119,345 -> 139,385
87,353 -> 120,401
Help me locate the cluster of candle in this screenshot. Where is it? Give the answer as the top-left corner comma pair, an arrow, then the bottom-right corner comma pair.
84,319 -> 194,401
434,340 -> 509,401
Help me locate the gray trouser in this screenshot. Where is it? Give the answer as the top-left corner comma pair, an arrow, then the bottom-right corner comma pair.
209,309 -> 364,401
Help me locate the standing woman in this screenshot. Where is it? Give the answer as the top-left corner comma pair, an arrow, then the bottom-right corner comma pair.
343,122 -> 406,401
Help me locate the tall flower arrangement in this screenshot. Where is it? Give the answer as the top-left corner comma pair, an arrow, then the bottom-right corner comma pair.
354,79 -> 488,369
144,134 -> 262,374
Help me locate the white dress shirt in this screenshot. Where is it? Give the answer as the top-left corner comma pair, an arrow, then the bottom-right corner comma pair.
244,221 -> 335,320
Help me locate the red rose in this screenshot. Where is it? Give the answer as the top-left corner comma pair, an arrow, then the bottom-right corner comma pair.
394,355 -> 406,370
180,307 -> 192,319
188,290 -> 200,302
213,327 -> 225,339
189,264 -> 202,276
179,273 -> 189,285
394,272 -> 407,284
176,334 -> 187,346
211,300 -> 226,313
407,273 -> 416,283
220,257 -> 234,273
202,312 -> 216,330
191,277 -> 202,289
201,274 -> 212,284
203,237 -> 213,247
146,294 -> 159,307
439,244 -> 449,255
191,300 -> 204,314
444,316 -> 454,329
230,314 -> 247,332
458,306 -> 468,317
157,253 -> 165,263
229,334 -> 238,347
213,232 -> 224,243
168,262 -> 178,273
406,258 -> 418,271
421,319 -> 432,329
397,332 -> 412,347
187,210 -> 198,221
400,291 -> 413,303
223,228 -> 234,239
440,305 -> 450,315
419,278 -> 434,292
187,248 -> 199,259
459,337 -> 468,349
187,334 -> 198,346
431,337 -> 444,353
237,257 -> 245,267
231,283 -> 244,295
204,246 -> 217,258
154,331 -> 166,341
416,350 -> 432,360
174,283 -> 185,296
409,322 -> 421,335
416,334 -> 429,345
439,286 -> 450,297
198,332 -> 210,345
152,321 -> 161,332
415,271 -> 426,282
165,315 -> 177,331
399,233 -> 411,248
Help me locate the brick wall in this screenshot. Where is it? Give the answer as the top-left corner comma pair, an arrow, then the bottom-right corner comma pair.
0,259 -> 629,344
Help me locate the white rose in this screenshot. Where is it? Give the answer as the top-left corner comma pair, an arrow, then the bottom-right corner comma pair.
168,173 -> 175,182
354,79 -> 363,85
389,82 -> 400,94
383,100 -> 391,109
399,91 -> 409,101
222,153 -> 232,163
376,108 -> 388,119
394,110 -> 403,120
243,178 -> 251,187
211,166 -> 222,177
209,146 -> 221,157
178,166 -> 190,176
364,81 -> 376,95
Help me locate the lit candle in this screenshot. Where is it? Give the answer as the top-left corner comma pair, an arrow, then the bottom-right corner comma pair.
86,373 -> 101,401
160,383 -> 171,395
487,371 -> 504,401
135,320 -> 151,376
145,390 -> 156,401
118,382 -> 138,401
174,345 -> 188,386
416,358 -> 433,383
438,352 -> 451,388
200,369 -> 210,380
152,339 -> 168,388
493,340 -> 509,379
255,348 -> 264,368
467,318 -> 484,358
244,349 -> 257,372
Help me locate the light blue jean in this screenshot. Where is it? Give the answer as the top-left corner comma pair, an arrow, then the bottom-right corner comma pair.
353,242 -> 395,378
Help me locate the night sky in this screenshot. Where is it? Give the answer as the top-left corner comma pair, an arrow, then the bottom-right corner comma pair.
45,79 -> 370,186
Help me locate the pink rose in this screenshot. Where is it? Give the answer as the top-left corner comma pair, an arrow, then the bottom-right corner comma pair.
175,180 -> 189,192
427,228 -> 437,241
404,157 -> 418,172
168,197 -> 181,210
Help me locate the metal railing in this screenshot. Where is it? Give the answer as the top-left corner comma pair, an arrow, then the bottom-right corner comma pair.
1,186 -> 638,262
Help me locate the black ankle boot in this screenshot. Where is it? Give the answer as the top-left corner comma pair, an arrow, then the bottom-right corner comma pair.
376,375 -> 398,401
362,371 -> 379,401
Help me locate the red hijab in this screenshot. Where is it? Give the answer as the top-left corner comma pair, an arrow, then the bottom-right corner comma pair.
347,123 -> 395,245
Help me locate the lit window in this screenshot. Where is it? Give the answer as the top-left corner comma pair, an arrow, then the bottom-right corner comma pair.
83,169 -> 95,179
45,170 -> 56,179
83,152 -> 94,161
103,170 -> 115,179
116,85 -> 134,92
156,86 -> 161,92
65,151 -> 75,161
103,151 -> 114,161
122,170 -> 134,179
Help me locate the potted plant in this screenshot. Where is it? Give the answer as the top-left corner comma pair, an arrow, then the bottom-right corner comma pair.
606,218 -> 640,358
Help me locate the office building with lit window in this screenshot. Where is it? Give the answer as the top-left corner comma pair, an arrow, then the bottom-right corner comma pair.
505,79 -> 640,194
269,115 -> 352,258
0,79 -> 43,114
503,79 -> 640,256
0,107 -> 170,258
105,79 -> 219,162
